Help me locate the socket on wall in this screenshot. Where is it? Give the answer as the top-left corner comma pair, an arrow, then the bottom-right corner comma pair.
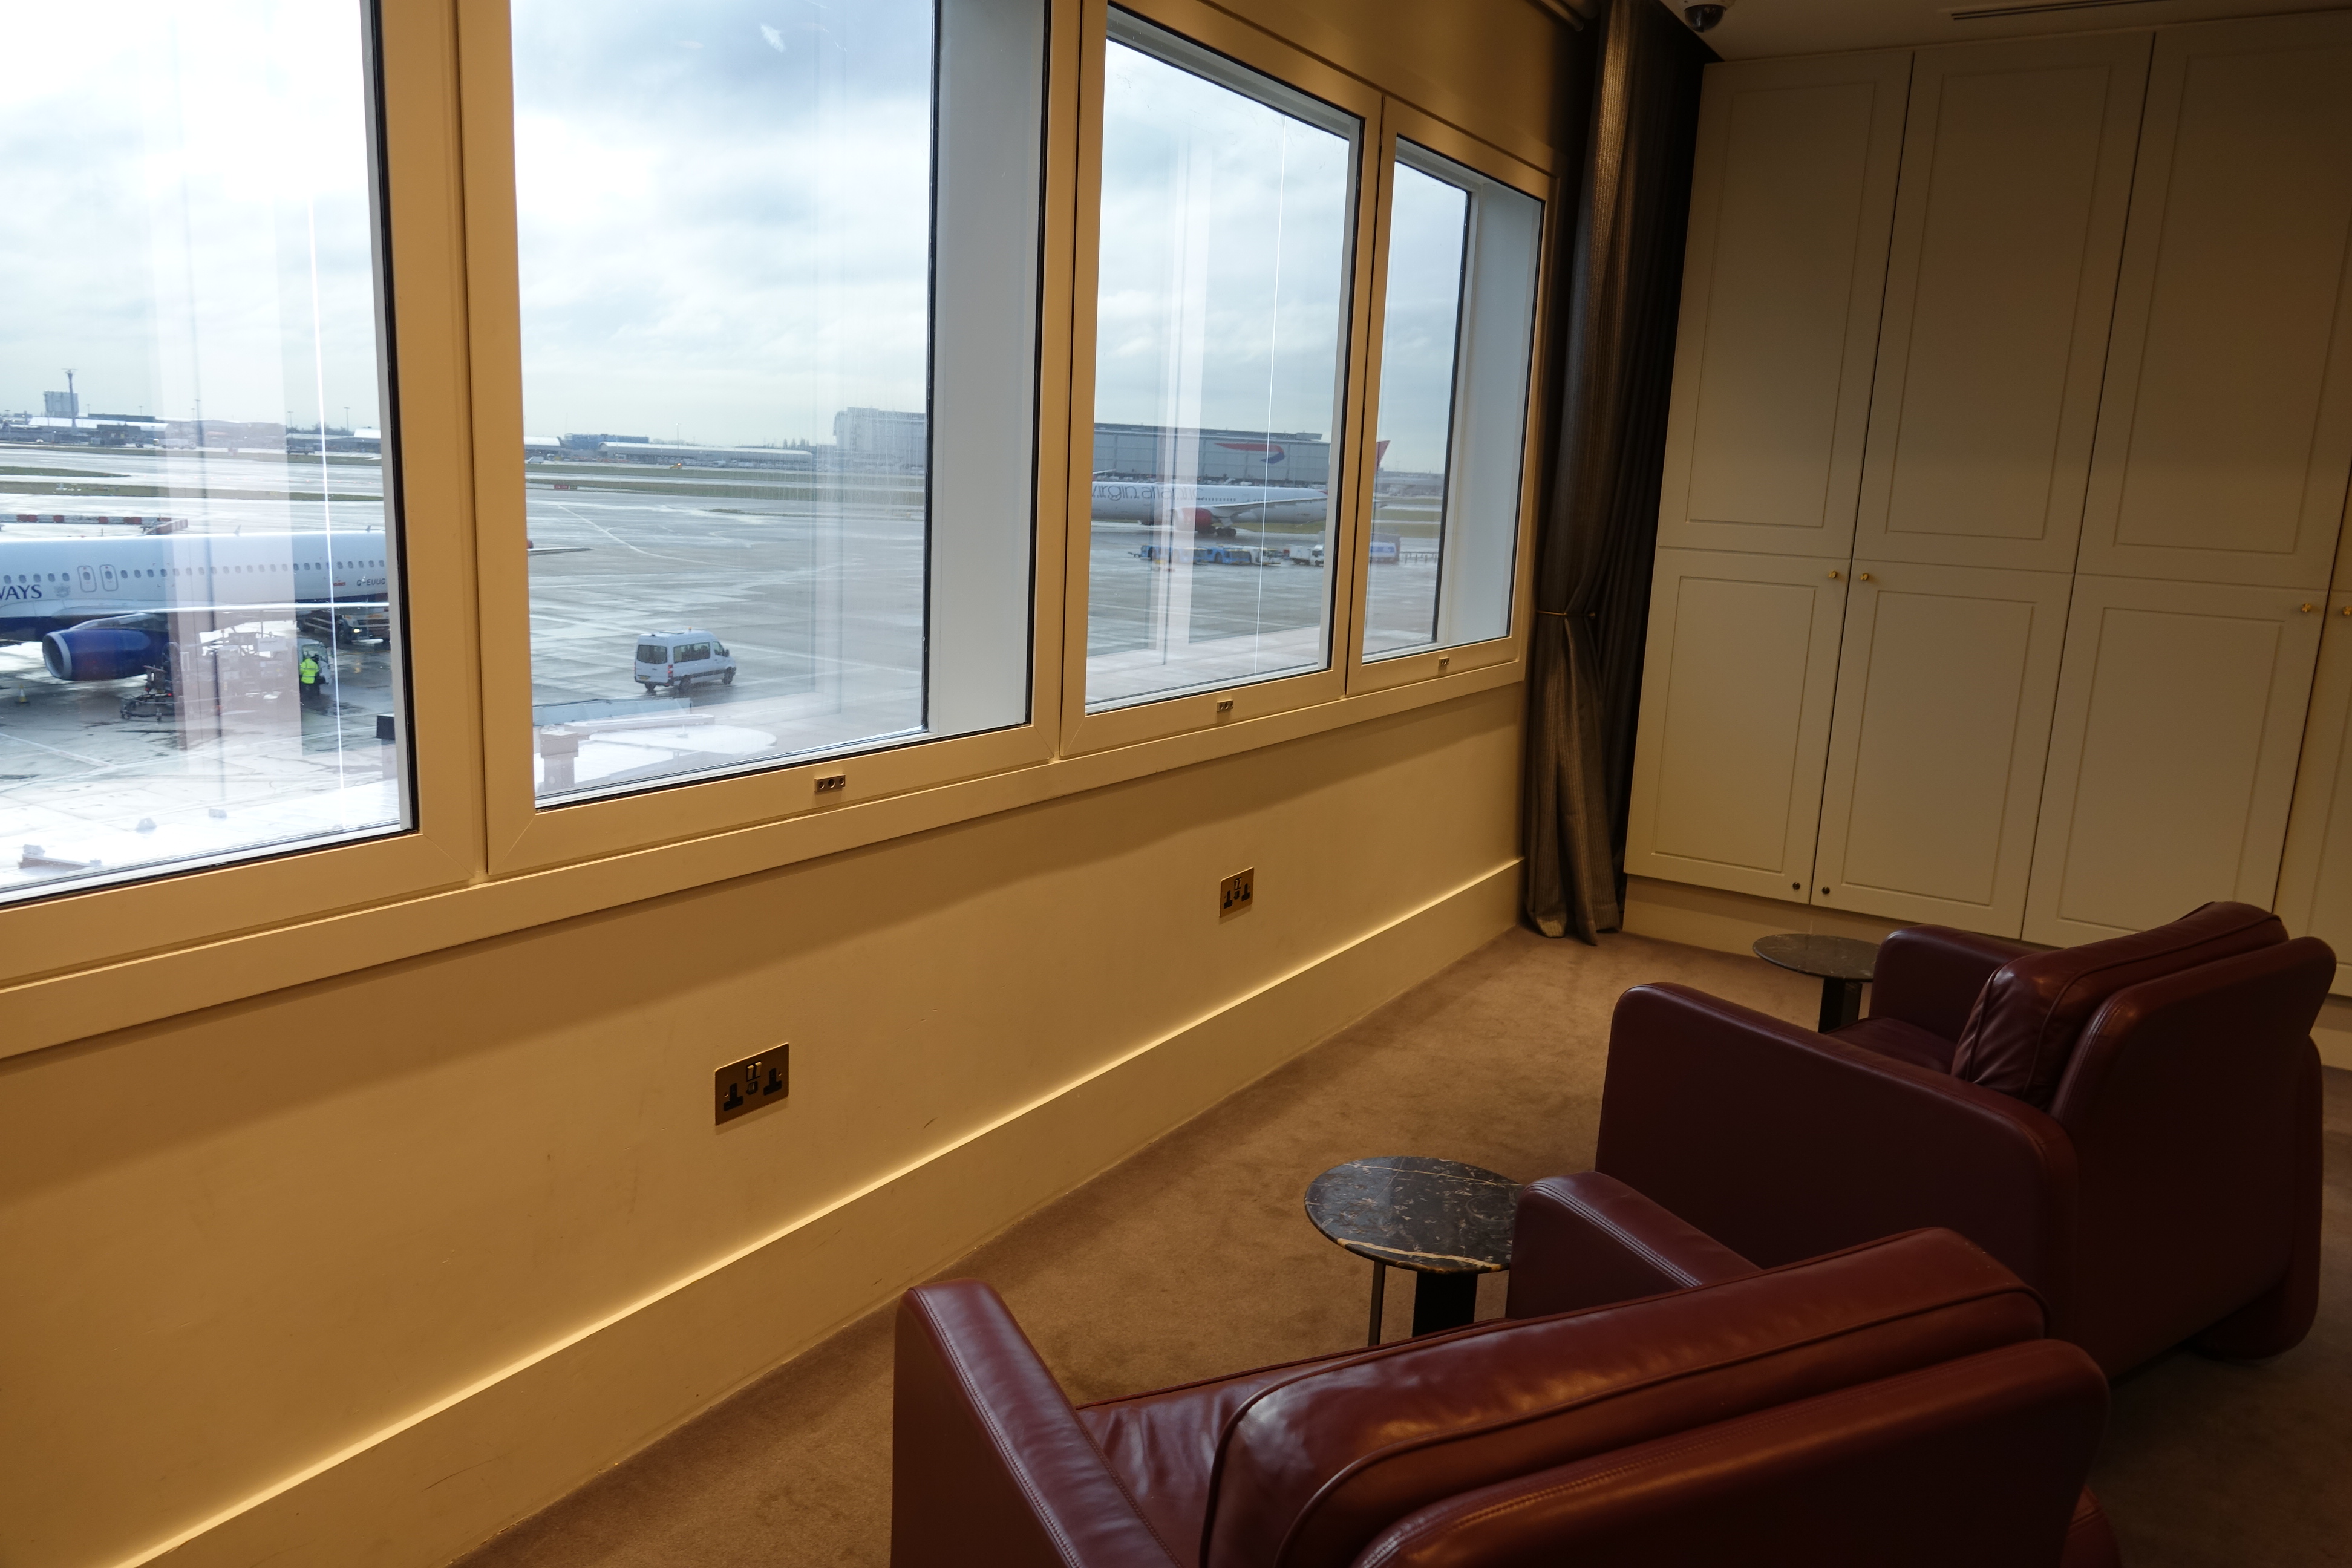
715,1046 -> 789,1125
1219,868 -> 1255,920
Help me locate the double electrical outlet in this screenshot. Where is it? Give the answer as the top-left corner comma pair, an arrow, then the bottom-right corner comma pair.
1219,867 -> 1255,920
714,1045 -> 789,1126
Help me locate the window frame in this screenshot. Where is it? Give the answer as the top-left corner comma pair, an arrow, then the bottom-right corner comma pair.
454,0 -> 1078,880
0,0 -> 485,998
1056,0 -> 1383,757
0,0 -> 1566,1058
1344,99 -> 1551,700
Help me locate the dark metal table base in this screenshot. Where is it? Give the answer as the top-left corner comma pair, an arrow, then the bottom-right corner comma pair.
1364,1259 -> 1483,1343
1817,976 -> 1865,1033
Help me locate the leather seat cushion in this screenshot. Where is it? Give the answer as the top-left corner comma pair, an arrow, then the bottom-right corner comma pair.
1950,901 -> 2284,1108
1831,1015 -> 1959,1074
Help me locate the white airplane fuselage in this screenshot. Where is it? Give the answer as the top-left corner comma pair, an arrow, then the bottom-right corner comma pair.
1089,479 -> 1326,531
0,532 -> 391,643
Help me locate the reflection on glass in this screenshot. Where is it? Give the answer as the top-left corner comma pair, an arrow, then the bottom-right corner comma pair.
0,3 -> 407,905
1361,142 -> 1541,662
1085,16 -> 1356,713
1363,163 -> 1468,657
514,0 -> 1039,802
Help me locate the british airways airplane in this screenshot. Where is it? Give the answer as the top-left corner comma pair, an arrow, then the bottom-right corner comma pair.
1089,478 -> 1327,537
0,532 -> 391,681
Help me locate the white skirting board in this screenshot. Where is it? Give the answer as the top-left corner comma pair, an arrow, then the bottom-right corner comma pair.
125,861 -> 1523,1568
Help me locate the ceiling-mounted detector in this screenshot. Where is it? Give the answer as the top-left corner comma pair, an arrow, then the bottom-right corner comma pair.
1684,1 -> 1732,33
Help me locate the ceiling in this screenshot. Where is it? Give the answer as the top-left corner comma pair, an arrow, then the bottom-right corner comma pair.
1662,0 -> 2348,59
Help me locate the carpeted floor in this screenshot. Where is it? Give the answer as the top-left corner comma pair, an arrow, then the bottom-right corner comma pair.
455,927 -> 2352,1567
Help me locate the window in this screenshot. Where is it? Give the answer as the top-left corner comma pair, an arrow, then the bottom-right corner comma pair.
1362,140 -> 1542,661
1083,11 -> 1359,713
511,0 -> 1043,803
0,2 -> 409,905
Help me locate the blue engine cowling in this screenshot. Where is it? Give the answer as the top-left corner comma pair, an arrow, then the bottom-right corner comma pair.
42,625 -> 169,682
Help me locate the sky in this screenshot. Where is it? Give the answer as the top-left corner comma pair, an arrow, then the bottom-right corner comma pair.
512,0 -> 933,448
1376,162 -> 1471,474
1091,39 -> 1354,452
0,2 -> 384,430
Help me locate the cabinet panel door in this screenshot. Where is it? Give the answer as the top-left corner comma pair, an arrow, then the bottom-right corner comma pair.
1854,34 -> 2148,572
2077,12 -> 2352,589
2024,577 -> 2324,945
1656,53 -> 1910,560
2274,593 -> 2352,995
1626,550 -> 1849,900
1813,563 -> 2073,933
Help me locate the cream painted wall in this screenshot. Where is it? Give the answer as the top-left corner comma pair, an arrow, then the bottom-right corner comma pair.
0,688 -> 1524,1568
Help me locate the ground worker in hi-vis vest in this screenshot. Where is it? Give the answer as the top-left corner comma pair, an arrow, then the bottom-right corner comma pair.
299,650 -> 323,708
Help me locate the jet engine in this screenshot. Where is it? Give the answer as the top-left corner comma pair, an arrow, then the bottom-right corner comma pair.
42,624 -> 169,682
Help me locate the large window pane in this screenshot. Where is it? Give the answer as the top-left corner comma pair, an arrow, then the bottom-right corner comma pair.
0,2 -> 408,904
513,0 -> 1039,803
1363,142 -> 1541,661
1085,13 -> 1357,713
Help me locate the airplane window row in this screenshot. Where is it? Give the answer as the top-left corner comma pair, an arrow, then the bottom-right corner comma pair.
0,0 -> 1540,911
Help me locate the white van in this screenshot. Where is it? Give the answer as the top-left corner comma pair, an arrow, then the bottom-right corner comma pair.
633,630 -> 737,694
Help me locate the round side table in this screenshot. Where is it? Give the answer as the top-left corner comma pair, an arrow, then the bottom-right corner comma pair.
1304,1155 -> 1516,1345
1753,932 -> 1880,1032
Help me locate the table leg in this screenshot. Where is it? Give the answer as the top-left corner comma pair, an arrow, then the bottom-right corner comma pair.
1411,1270 -> 1478,1336
1366,1259 -> 1387,1347
1817,976 -> 1865,1033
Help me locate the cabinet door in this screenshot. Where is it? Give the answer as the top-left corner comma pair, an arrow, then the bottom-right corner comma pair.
1655,53 -> 1910,560
1854,33 -> 2148,573
1626,550 -> 1849,900
1813,563 -> 2073,933
2275,593 -> 2352,995
2077,12 -> 2352,589
2024,577 -> 2325,945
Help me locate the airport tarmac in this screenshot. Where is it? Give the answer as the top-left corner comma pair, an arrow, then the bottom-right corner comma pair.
0,442 -> 1460,900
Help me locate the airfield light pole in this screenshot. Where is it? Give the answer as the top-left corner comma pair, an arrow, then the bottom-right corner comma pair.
64,369 -> 76,430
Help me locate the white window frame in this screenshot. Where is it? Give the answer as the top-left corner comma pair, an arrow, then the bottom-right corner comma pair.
1056,0 -> 1383,756
454,0 -> 1073,878
1345,100 -> 1550,699
0,0 -> 1562,1059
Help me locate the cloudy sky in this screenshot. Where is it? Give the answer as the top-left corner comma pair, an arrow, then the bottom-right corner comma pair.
0,2 -> 384,430
512,0 -> 933,448
1376,162 -> 1470,475
1091,40 -> 1353,452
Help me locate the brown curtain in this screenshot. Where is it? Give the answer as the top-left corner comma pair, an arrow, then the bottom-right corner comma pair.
1523,0 -> 1708,941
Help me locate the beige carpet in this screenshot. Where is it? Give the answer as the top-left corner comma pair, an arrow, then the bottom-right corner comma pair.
454,928 -> 2352,1567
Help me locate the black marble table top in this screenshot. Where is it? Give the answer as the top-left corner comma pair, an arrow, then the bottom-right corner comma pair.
1304,1155 -> 1517,1275
1752,932 -> 1880,982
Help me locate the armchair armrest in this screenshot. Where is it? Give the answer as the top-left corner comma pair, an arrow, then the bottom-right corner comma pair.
893,1280 -> 1181,1568
1869,926 -> 2036,1043
1595,985 -> 2080,1331
1505,1171 -> 1759,1318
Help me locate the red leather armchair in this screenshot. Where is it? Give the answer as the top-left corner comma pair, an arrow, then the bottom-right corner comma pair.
1595,902 -> 2333,1376
893,1203 -> 2117,1567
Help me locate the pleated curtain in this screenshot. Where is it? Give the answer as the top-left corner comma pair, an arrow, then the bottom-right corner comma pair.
1523,0 -> 1708,941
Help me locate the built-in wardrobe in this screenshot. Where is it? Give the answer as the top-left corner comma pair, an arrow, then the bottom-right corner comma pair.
1625,10 -> 2352,986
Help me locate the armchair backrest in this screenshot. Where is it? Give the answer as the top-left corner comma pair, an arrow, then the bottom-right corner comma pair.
1199,1229 -> 2050,1568
2045,936 -> 2332,1371
1950,901 -> 2284,1108
1353,1342 -> 2107,1568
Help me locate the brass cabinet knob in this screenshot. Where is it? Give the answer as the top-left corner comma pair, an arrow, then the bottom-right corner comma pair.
1857,572 -> 1872,581
1827,570 -> 1841,580
2302,603 -> 2317,613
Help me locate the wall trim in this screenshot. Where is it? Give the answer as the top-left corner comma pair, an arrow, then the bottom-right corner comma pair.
126,859 -> 1523,1568
1622,874 -> 1909,956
